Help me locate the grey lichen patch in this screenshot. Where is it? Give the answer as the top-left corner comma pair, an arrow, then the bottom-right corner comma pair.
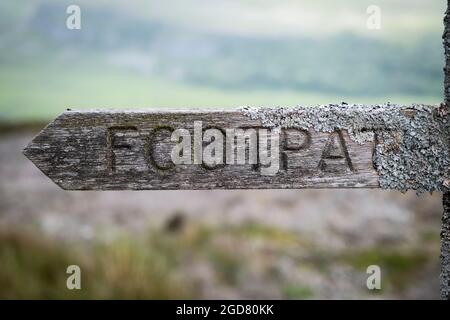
241,103 -> 450,193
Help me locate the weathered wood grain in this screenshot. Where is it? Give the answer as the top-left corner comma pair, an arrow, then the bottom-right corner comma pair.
23,109 -> 381,190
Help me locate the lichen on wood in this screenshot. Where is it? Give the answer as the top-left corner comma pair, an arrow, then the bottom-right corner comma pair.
242,103 -> 449,193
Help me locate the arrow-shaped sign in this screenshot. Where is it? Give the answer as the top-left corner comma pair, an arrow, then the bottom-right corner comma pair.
23,104 -> 449,192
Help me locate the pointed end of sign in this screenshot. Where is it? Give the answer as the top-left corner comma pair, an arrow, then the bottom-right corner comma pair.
22,136 -> 46,176
22,137 -> 68,190
22,125 -> 46,163
20,112 -> 85,191
22,141 -> 33,160
21,112 -> 64,164
22,135 -> 37,163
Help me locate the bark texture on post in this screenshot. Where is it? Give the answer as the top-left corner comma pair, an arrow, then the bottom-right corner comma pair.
441,0 -> 450,300
442,193 -> 450,300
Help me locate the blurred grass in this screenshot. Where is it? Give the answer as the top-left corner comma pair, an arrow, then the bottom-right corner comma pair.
342,247 -> 434,292
281,285 -> 314,299
0,228 -> 196,299
0,222 -> 439,299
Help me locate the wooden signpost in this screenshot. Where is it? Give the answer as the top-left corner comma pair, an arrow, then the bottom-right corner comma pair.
23,4 -> 450,299
21,108 -> 386,190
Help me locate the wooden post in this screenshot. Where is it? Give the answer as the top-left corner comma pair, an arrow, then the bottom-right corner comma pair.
443,193 -> 450,299
441,0 -> 450,300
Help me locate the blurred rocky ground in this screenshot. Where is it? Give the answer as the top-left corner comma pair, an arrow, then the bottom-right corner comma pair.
0,130 -> 443,299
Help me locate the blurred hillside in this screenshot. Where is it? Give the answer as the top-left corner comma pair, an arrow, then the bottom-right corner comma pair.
0,0 -> 445,120
0,1 -> 446,299
0,132 -> 443,299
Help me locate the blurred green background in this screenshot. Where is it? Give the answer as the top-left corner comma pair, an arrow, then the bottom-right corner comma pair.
0,0 -> 445,299
0,0 -> 445,121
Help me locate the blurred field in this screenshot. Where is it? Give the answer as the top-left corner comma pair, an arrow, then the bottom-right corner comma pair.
0,0 -> 446,299
0,220 -> 440,299
0,132 -> 443,299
